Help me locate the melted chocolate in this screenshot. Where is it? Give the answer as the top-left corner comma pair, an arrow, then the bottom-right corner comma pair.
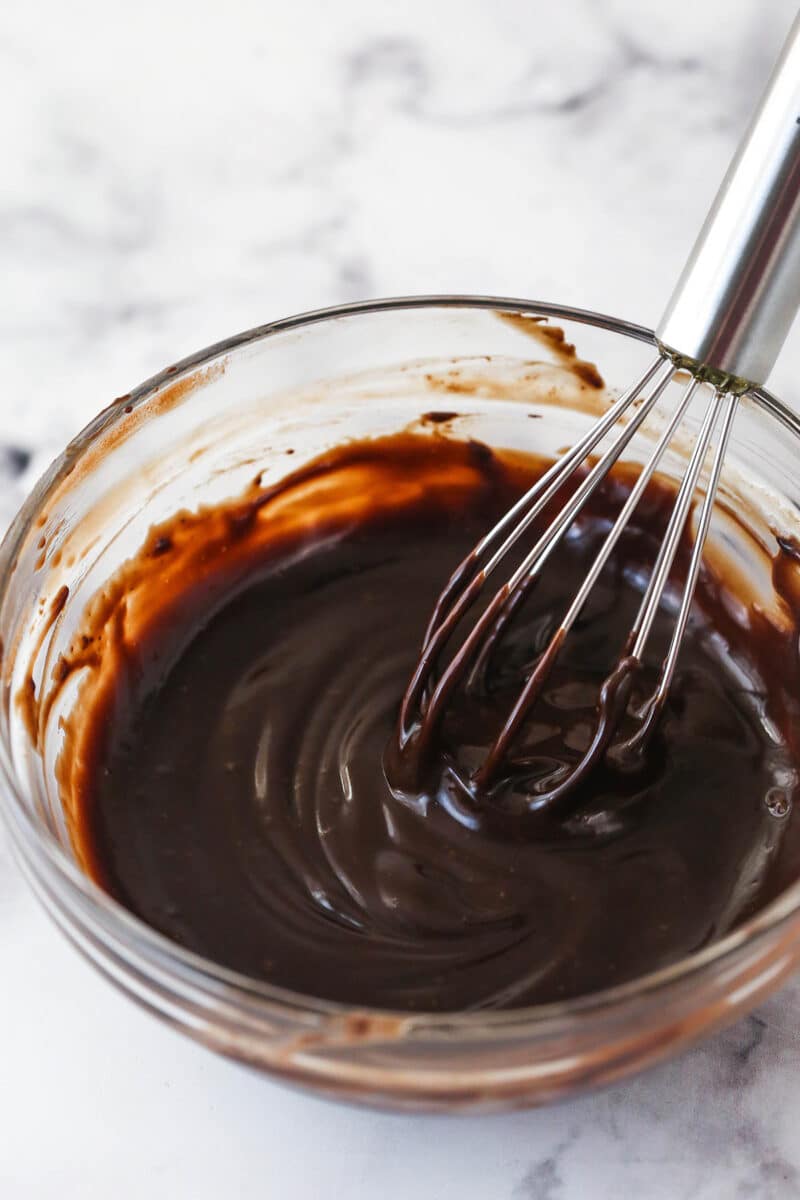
60,433 -> 800,1011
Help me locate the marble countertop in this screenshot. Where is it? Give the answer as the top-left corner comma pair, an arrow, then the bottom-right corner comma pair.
4,0 -> 800,1195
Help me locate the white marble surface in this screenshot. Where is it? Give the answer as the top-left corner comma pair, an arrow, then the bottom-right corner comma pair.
3,0 -> 800,1195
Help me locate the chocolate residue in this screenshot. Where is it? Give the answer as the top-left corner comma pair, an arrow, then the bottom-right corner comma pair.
150,536 -> 173,558
50,585 -> 69,618
424,373 -> 482,397
422,411 -> 460,424
497,312 -> 605,389
39,363 -> 227,541
422,352 -> 607,419
17,584 -> 71,746
36,432 -> 800,1011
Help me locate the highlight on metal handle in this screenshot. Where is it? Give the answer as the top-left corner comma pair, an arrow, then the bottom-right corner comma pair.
656,10 -> 800,388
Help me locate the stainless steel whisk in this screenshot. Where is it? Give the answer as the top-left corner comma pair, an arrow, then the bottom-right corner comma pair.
398,14 -> 800,807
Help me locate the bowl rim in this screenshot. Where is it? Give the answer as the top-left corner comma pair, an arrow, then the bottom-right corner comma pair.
3,291 -> 800,1034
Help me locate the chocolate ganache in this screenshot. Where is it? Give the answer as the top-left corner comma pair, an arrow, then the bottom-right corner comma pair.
51,430 -> 800,1011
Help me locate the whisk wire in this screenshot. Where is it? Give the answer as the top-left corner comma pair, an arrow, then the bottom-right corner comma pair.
630,387 -> 730,657
459,355 -> 675,606
476,380 -> 738,789
636,391 -> 739,716
417,355 -> 673,654
398,360 -> 741,808
398,355 -> 674,746
557,377 -> 703,636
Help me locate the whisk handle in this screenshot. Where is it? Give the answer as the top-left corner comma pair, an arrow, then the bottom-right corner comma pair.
657,11 -> 800,387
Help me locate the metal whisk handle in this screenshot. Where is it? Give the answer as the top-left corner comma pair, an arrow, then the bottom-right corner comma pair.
657,11 -> 800,387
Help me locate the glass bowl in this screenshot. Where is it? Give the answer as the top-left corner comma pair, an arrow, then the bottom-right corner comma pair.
2,296 -> 800,1114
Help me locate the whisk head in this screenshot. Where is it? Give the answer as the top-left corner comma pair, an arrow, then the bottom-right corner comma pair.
394,352 -> 740,816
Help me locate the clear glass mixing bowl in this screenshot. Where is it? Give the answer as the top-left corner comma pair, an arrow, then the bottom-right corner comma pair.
2,296 -> 800,1113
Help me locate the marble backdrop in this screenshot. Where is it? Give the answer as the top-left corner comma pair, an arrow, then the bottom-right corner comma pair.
2,1 -> 800,1196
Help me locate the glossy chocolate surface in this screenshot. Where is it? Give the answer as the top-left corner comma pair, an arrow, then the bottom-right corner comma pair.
62,433 -> 800,1010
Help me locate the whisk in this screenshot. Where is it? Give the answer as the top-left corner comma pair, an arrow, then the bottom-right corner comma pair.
397,14 -> 800,810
